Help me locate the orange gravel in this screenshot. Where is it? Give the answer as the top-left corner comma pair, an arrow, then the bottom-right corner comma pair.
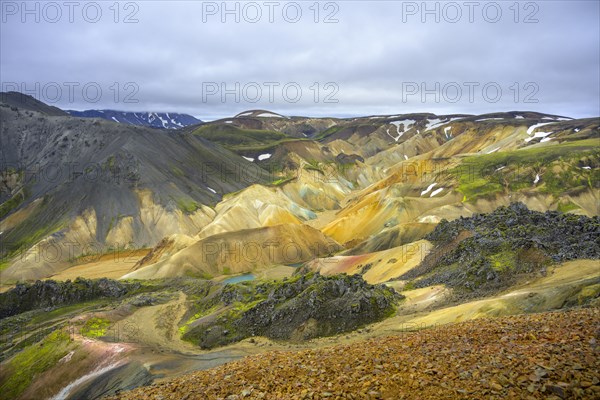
107,308 -> 600,400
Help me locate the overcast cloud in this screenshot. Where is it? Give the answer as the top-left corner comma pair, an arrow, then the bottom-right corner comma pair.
1,0 -> 599,119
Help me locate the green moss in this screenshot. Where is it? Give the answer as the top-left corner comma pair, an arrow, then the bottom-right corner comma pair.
489,251 -> 517,272
80,317 -> 111,338
172,166 -> 185,177
221,298 -> 267,324
183,269 -> 213,280
0,329 -> 74,399
0,259 -> 10,272
557,200 -> 580,213
193,125 -> 288,150
28,299 -> 109,325
270,176 -> 295,186
313,125 -> 344,141
172,197 -> 200,213
2,220 -> 65,264
452,139 -> 600,202
578,284 -> 600,305
456,178 -> 503,202
0,190 -> 26,219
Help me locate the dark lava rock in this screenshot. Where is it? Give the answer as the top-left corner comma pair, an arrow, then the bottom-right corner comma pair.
184,273 -> 401,349
400,202 -> 600,298
0,278 -> 135,318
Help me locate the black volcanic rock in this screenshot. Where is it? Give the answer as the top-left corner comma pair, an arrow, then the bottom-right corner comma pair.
0,278 -> 135,318
400,203 -> 600,297
183,273 -> 401,349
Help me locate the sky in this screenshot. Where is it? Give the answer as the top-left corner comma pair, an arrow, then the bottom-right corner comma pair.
1,0 -> 599,120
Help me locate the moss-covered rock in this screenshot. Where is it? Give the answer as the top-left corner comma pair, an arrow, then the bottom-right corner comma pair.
183,273 -> 401,349
401,203 -> 600,298
0,278 -> 137,319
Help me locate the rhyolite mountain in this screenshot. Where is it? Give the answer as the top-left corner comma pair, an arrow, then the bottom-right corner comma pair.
0,92 -> 598,400
0,94 -> 270,281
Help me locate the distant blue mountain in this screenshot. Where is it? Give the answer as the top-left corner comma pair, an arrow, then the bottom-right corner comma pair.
67,110 -> 202,129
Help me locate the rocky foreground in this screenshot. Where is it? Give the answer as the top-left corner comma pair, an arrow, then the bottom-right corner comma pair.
107,308 -> 600,400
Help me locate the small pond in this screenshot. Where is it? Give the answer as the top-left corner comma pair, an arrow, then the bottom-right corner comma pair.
222,273 -> 256,284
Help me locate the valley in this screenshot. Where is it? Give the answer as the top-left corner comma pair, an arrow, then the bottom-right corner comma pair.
0,94 -> 598,399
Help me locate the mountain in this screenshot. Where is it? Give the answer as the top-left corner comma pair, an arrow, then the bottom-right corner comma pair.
66,109 -> 202,129
0,95 -> 269,282
0,91 -> 68,116
0,94 -> 598,400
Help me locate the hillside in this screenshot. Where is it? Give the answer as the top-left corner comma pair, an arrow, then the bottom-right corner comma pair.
0,97 -> 269,282
0,95 -> 598,399
107,308 -> 600,400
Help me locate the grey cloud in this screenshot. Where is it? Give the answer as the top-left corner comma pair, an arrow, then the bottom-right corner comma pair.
1,0 -> 598,119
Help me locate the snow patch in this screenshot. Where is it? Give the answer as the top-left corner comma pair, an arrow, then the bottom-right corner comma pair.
534,174 -> 540,184
421,183 -> 437,196
242,156 -> 254,162
387,120 -> 415,142
525,130 -> 554,142
430,188 -> 444,197
444,126 -> 453,139
257,112 -> 284,118
486,147 -> 500,154
258,153 -> 272,161
542,116 -> 572,121
526,122 -> 554,135
425,117 -> 463,131
582,166 -> 592,170
207,187 -> 216,194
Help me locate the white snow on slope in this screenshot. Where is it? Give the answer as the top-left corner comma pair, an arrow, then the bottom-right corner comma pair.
526,122 -> 554,135
257,112 -> 284,118
242,156 -> 254,162
207,187 -> 217,194
444,126 -> 452,139
430,187 -> 444,197
421,183 -> 437,196
387,120 -> 416,142
258,153 -> 272,161
425,117 -> 464,131
525,130 -> 554,142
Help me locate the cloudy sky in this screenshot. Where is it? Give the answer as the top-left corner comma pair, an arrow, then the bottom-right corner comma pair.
1,1 -> 599,119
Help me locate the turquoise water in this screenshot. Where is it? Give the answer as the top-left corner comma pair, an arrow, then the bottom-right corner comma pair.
222,273 -> 256,284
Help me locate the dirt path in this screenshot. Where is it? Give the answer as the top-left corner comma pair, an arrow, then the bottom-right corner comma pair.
114,291 -> 201,355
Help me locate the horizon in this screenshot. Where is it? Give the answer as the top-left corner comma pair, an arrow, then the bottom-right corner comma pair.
2,90 -> 590,122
